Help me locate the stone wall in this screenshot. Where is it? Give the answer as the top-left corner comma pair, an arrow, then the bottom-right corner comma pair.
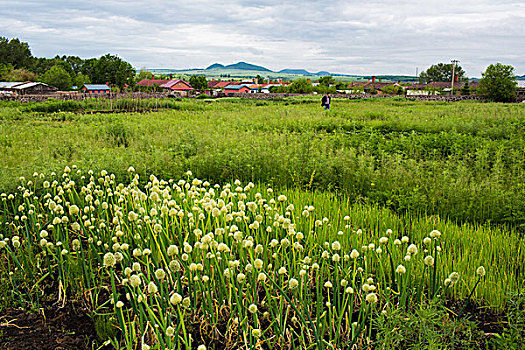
236,93 -> 484,102
2,91 -> 520,104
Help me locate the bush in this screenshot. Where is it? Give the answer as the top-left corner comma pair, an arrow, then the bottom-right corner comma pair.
477,63 -> 518,102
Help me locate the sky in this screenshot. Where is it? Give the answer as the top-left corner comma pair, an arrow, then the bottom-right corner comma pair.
1,0 -> 524,77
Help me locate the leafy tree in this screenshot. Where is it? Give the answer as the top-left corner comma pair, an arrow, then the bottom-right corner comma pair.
477,63 -> 517,102
135,69 -> 154,83
74,73 -> 91,88
0,37 -> 33,69
189,75 -> 207,91
419,63 -> 465,83
41,65 -> 72,90
81,58 -> 98,79
319,75 -> 336,86
0,63 -> 14,80
64,55 -> 84,74
53,58 -> 76,78
313,84 -> 336,94
269,85 -> 288,93
289,78 -> 313,93
335,82 -> 347,90
32,57 -> 57,76
3,68 -> 37,82
256,75 -> 264,84
91,54 -> 135,89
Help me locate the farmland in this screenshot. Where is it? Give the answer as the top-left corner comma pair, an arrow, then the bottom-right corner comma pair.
0,97 -> 524,349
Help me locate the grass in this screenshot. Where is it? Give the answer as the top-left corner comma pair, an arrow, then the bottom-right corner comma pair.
1,97 -> 525,226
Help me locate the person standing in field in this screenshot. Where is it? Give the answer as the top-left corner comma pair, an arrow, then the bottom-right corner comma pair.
321,93 -> 331,110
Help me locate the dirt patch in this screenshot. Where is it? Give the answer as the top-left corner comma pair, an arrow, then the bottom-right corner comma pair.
446,299 -> 506,335
0,302 -> 98,350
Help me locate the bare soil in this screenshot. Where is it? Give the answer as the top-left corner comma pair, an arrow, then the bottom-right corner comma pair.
0,302 -> 97,350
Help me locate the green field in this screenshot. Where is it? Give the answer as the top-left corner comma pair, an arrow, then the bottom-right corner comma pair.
2,97 -> 525,225
0,97 -> 524,348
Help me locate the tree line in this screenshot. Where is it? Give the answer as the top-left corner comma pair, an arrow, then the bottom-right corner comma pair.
0,37 -> 135,90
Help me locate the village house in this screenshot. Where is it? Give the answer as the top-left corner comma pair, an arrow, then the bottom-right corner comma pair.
0,81 -> 57,95
81,84 -> 111,94
135,79 -> 170,89
406,81 -> 479,95
223,84 -> 252,95
160,79 -> 194,96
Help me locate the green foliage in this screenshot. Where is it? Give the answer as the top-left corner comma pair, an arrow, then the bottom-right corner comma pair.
105,121 -> 132,147
477,63 -> 518,102
91,54 -> 135,89
289,78 -> 313,93
313,84 -> 336,94
420,63 -> 465,83
0,63 -> 14,80
22,99 -> 83,113
31,57 -> 57,76
318,75 -> 336,86
0,271 -> 11,313
0,37 -> 33,69
1,68 -> 37,82
490,293 -> 525,349
2,98 -> 525,227
74,73 -> 91,88
374,301 -> 485,349
41,65 -> 73,90
94,314 -> 119,342
189,75 -> 207,90
460,80 -> 471,95
134,69 -> 153,83
380,84 -> 405,95
269,85 -> 288,93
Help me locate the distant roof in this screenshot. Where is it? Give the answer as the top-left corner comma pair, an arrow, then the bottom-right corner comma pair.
160,79 -> 193,90
225,85 -> 250,90
135,79 -> 169,87
13,82 -> 55,90
83,84 -> 110,90
0,81 -> 28,89
215,81 -> 236,88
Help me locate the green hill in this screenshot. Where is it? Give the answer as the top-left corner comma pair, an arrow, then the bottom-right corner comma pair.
206,63 -> 224,70
223,62 -> 271,71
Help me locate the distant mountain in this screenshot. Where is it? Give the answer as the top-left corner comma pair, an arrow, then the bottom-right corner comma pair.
278,69 -> 332,76
517,75 -> 525,79
223,62 -> 272,72
206,63 -> 225,70
279,69 -> 311,75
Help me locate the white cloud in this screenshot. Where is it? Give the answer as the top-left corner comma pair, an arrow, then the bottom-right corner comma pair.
0,0 -> 524,75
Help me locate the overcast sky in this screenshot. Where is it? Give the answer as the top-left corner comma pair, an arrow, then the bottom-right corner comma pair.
1,0 -> 524,76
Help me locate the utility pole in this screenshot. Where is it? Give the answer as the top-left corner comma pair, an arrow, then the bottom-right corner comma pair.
451,59 -> 459,95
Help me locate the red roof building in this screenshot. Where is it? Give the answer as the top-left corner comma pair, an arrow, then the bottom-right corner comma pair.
159,79 -> 194,96
224,85 -> 251,94
135,79 -> 169,87
208,81 -> 238,89
160,79 -> 193,91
